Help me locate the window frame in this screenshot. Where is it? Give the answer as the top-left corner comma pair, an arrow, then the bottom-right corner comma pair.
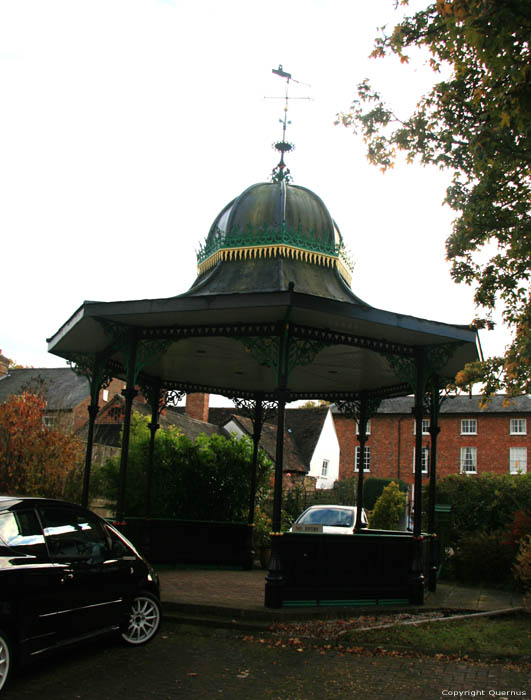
510,418 -> 527,435
354,445 -> 371,472
355,419 -> 371,436
321,459 -> 329,477
412,446 -> 429,474
43,415 -> 57,428
0,508 -> 48,559
413,419 -> 430,435
460,446 -> 477,474
509,447 -> 527,474
460,419 -> 477,435
39,505 -> 111,563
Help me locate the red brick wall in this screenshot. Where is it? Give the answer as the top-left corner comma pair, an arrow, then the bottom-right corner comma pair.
333,412 -> 529,484
186,393 -> 210,422
72,377 -> 126,431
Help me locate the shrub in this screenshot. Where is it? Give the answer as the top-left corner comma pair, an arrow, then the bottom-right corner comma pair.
101,412 -> 272,521
436,473 -> 531,548
363,477 -> 408,511
503,509 -> 531,550
513,535 -> 531,610
451,530 -> 515,586
369,481 -> 406,530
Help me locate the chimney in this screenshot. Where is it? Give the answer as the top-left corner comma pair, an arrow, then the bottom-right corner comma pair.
185,393 -> 210,422
0,351 -> 9,378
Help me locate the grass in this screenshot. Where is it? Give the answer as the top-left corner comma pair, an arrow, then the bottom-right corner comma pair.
341,614 -> 531,658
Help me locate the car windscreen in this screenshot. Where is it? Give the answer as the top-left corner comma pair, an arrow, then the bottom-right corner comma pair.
298,508 -> 354,528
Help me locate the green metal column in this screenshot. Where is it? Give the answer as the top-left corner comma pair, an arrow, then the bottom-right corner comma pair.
355,394 -> 369,531
116,330 -> 138,526
428,376 -> 441,591
411,348 -> 426,604
265,321 -> 290,608
82,402 -> 99,508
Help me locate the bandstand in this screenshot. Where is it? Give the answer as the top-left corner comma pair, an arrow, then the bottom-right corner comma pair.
47,69 -> 480,608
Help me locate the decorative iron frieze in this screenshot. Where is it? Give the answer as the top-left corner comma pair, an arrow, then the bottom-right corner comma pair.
140,322 -> 279,342
335,395 -> 383,424
284,383 -> 411,403
196,223 -> 353,283
292,324 -> 415,357
233,396 -> 278,429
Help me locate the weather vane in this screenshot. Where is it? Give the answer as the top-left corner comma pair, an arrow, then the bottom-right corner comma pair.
266,65 -> 311,183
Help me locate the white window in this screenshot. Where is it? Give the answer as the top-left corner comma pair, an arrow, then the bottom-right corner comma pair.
321,459 -> 329,477
355,446 -> 370,472
460,447 -> 477,474
461,419 -> 477,435
413,419 -> 430,435
510,418 -> 527,435
510,448 -> 527,474
355,419 -> 371,435
43,415 -> 56,428
102,389 -> 109,402
413,447 -> 429,474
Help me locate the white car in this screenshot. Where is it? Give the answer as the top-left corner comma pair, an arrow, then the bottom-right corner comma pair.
290,505 -> 368,535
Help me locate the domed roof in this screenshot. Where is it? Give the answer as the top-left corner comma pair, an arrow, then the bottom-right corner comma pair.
196,180 -> 353,286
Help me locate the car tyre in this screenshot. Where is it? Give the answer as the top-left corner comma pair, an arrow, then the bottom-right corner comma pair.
120,592 -> 161,646
0,630 -> 12,692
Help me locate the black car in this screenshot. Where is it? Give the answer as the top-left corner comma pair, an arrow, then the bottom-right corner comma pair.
0,496 -> 161,691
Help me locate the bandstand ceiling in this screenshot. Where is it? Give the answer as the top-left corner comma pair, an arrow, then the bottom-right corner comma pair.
47,282 -> 480,400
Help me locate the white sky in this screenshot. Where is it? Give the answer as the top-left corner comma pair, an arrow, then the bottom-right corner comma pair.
1,0 -> 509,381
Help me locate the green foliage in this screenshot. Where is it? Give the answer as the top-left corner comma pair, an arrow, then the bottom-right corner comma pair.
513,535 -> 531,609
436,473 -> 531,546
369,481 -> 406,530
252,506 -> 272,549
337,0 -> 531,395
363,477 -> 407,510
435,473 -> 531,586
451,530 -> 515,586
0,392 -> 82,498
101,413 -> 272,521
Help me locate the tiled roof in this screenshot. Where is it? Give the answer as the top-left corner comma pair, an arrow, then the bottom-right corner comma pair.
224,414 -> 307,473
77,395 -> 224,444
284,407 -> 329,466
331,394 -> 531,415
0,368 -> 89,410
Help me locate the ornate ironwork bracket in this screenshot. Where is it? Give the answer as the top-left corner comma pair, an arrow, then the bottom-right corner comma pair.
99,320 -> 171,386
335,394 -> 383,425
138,378 -> 185,421
384,342 -> 464,397
236,334 -> 329,380
68,354 -> 114,405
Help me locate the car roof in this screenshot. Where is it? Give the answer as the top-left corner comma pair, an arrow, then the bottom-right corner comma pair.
306,505 -> 355,509
0,496 -> 76,510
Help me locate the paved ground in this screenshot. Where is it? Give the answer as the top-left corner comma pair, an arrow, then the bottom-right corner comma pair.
157,567 -> 524,623
3,622 -> 530,700
3,570 -> 527,699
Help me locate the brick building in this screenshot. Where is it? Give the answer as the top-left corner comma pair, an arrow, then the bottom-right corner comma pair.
0,366 -> 125,432
332,394 -> 530,484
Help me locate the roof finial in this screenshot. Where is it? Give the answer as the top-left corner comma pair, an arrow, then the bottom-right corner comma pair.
268,65 -> 311,183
